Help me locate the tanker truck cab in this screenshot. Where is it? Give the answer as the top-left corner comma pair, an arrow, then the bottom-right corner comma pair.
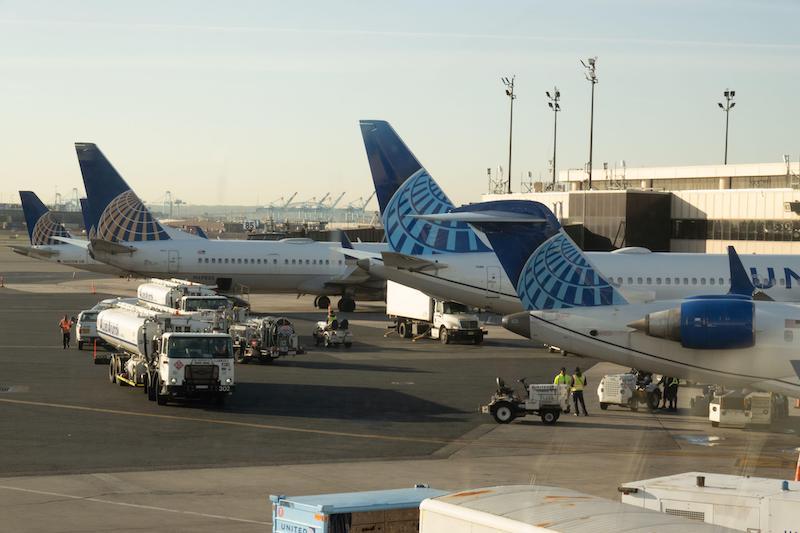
429,300 -> 483,344
150,332 -> 235,406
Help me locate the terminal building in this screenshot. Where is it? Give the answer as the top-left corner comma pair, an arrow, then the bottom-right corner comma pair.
483,161 -> 800,254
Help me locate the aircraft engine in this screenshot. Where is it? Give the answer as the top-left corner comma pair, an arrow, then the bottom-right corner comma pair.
628,297 -> 754,349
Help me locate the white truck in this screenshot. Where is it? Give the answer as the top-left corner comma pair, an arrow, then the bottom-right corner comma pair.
598,372 -> 662,411
97,302 -> 235,406
709,390 -> 789,428
386,281 -> 484,344
137,279 -> 233,313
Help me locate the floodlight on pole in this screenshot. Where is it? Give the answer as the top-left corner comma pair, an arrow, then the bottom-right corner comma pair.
502,75 -> 516,194
581,57 -> 598,189
546,86 -> 561,186
718,88 -> 736,164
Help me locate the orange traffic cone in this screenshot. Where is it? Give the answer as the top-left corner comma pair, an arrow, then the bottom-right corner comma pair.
93,339 -> 97,362
0,276 -> 4,288
795,451 -> 800,482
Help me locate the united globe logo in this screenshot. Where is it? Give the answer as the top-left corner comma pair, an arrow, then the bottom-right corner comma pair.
31,212 -> 70,245
382,169 -> 490,255
95,190 -> 168,242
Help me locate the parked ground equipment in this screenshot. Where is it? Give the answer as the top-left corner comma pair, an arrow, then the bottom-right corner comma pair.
97,302 -> 234,406
598,371 -> 661,411
313,319 -> 353,348
386,281 -> 484,344
230,316 -> 304,363
709,390 -> 789,428
481,377 -> 569,425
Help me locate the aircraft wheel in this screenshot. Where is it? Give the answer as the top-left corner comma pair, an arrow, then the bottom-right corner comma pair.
317,296 -> 330,309
338,297 -> 356,313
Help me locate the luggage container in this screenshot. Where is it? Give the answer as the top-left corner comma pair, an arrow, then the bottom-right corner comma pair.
270,486 -> 446,533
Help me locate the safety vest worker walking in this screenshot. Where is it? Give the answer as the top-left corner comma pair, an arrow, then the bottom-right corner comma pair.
58,315 -> 74,349
571,367 -> 588,416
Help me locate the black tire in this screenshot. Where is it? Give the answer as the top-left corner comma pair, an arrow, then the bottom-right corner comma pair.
398,321 -> 411,338
439,327 -> 449,345
78,341 -> 83,350
600,402 -> 609,410
344,342 -> 352,348
108,355 -> 116,384
261,356 -> 274,365
541,410 -> 558,425
215,393 -> 226,406
147,372 -> 157,402
491,402 -> 515,424
235,347 -> 246,364
317,296 -> 330,309
711,421 -> 719,428
156,375 -> 168,405
338,297 -> 356,313
473,332 -> 483,345
647,390 -> 661,410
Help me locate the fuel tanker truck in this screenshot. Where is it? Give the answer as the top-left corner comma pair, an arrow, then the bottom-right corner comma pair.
136,278 -> 246,330
97,301 -> 235,406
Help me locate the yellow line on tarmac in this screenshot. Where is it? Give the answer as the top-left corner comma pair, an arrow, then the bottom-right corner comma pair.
0,397 -> 448,445
0,484 -> 271,525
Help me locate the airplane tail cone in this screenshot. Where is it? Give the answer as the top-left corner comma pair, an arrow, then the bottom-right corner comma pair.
627,318 -> 647,331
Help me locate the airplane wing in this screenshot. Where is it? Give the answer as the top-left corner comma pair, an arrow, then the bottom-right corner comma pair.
381,251 -> 447,272
8,245 -> 58,258
333,247 -> 381,261
90,238 -> 137,255
51,236 -> 90,248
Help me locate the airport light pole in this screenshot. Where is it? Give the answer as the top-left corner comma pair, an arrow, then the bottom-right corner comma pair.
546,87 -> 561,186
502,75 -> 516,194
581,57 -> 598,190
717,89 -> 736,165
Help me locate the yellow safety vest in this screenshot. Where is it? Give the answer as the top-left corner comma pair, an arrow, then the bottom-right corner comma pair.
571,374 -> 585,392
554,374 -> 571,386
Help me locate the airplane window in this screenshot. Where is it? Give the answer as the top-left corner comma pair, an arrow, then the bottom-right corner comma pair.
720,277 -> 725,285
211,258 -> 216,264
656,278 -> 661,285
665,278 -> 671,285
274,259 -> 278,264
198,258 -> 202,263
237,258 -> 242,264
284,259 -> 288,264
339,260 -> 343,265
244,259 -> 248,264
627,277 -> 633,284
692,277 -> 698,284
305,259 -> 310,265
636,277 -> 642,284
646,277 -> 652,285
224,258 -> 229,264
700,278 -> 706,285
291,259 -> 296,264
683,277 -> 688,284
326,259 -> 330,265
312,260 -> 316,265
204,258 -> 209,263
709,277 -> 715,285
617,277 -> 623,285
256,259 -> 260,264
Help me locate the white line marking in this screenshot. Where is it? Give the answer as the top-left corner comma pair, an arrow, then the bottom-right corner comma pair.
0,484 -> 271,525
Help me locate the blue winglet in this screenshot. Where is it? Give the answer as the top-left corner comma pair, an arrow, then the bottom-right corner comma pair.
727,245 -> 755,297
340,231 -> 354,250
75,143 -> 170,242
19,191 -> 71,245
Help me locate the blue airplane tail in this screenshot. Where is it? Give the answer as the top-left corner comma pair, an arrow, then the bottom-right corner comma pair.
447,200 -> 627,310
359,120 -> 489,255
75,143 -> 170,242
19,191 -> 71,245
79,197 -> 95,236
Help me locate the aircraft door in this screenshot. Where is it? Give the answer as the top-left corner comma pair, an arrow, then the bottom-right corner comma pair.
167,250 -> 180,274
486,266 -> 501,298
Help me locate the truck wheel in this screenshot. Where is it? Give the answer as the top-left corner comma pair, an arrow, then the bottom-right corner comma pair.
711,421 -> 719,428
600,402 -> 609,410
491,402 -> 515,424
78,341 -> 83,350
439,327 -> 449,345
215,393 -> 226,407
541,410 -> 558,425
108,356 -> 116,384
147,372 -> 157,402
156,376 -> 168,405
473,332 -> 484,345
398,321 -> 412,338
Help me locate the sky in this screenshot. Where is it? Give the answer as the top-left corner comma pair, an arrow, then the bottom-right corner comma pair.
0,0 -> 799,208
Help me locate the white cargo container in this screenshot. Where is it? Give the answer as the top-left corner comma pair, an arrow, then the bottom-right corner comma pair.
620,472 -> 800,532
386,281 -> 484,344
419,485 -> 735,532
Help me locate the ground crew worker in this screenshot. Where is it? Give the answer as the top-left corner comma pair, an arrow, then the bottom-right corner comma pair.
326,306 -> 337,328
58,314 -> 73,349
554,367 -> 572,413
667,377 -> 680,411
571,367 -> 588,416
657,375 -> 670,409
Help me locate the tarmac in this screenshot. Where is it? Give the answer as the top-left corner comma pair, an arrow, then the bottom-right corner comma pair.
1,237 -> 799,532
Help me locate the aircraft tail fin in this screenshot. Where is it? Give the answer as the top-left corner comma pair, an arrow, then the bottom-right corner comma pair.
75,143 -> 170,242
435,200 -> 627,310
359,119 -> 489,255
727,245 -> 756,297
184,225 -> 208,239
340,231 -> 353,250
19,191 -> 71,245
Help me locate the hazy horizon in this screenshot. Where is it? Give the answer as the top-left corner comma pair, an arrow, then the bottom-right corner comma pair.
1,0 -> 799,208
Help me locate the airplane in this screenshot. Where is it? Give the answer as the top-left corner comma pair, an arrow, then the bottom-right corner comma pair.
349,119 -> 800,314
74,142 -> 385,310
427,199 -> 800,397
10,191 -> 126,275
